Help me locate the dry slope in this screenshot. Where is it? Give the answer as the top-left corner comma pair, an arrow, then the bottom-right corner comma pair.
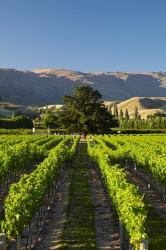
0,68 -> 166,105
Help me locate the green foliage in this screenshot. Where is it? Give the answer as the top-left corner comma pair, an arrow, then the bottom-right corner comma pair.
125,109 -> 129,121
57,86 -> 118,134
1,136 -> 79,239
113,105 -> 119,119
120,116 -> 166,130
14,115 -> 33,128
0,116 -> 33,129
101,134 -> 166,248
87,137 -> 147,249
119,109 -> 124,121
12,107 -> 39,120
42,113 -> 57,128
146,204 -> 166,250
103,134 -> 166,184
0,135 -> 63,182
134,106 -> 140,120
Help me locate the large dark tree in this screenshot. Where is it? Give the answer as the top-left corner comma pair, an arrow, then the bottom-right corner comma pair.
57,86 -> 118,134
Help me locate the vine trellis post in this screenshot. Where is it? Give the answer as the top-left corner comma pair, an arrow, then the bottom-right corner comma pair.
139,240 -> 149,250
0,233 -> 6,250
16,235 -> 21,250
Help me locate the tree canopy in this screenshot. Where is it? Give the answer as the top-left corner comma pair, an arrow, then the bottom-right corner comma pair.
57,86 -> 118,134
41,112 -> 57,128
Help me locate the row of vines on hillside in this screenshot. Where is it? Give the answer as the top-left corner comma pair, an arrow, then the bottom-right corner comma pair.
1,136 -> 80,240
0,135 -> 64,182
101,135 -> 166,186
87,137 -> 147,249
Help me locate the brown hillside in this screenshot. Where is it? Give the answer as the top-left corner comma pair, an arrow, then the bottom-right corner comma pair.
117,97 -> 166,118
0,102 -> 23,110
1,68 -> 166,105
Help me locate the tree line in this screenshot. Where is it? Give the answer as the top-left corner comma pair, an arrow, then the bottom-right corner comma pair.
110,104 -> 166,129
1,86 -> 166,132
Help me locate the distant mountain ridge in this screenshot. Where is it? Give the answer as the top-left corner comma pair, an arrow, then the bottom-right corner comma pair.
0,68 -> 166,105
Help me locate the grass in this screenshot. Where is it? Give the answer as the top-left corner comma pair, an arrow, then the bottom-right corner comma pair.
59,143 -> 96,249
122,168 -> 166,249
146,204 -> 166,250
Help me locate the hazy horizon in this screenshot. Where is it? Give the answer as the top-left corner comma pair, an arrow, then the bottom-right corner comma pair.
0,67 -> 165,74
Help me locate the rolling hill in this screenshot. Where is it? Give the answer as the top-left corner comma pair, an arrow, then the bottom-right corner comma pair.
0,68 -> 166,106
117,97 -> 166,118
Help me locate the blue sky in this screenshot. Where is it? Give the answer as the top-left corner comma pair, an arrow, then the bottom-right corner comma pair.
0,0 -> 166,72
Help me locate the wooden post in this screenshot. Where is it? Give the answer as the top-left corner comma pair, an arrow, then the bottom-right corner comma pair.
129,245 -> 134,250
119,222 -> 123,250
28,224 -> 32,249
17,236 -> 21,250
139,240 -> 148,250
125,159 -> 128,170
32,127 -> 36,135
0,233 -> 6,250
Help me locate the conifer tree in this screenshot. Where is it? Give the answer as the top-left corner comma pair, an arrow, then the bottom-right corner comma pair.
113,105 -> 118,119
125,109 -> 129,121
134,106 -> 139,120
119,109 -> 124,121
57,86 -> 118,134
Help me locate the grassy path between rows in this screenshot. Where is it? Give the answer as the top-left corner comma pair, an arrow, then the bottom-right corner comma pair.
59,141 -> 96,249
36,141 -> 120,249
